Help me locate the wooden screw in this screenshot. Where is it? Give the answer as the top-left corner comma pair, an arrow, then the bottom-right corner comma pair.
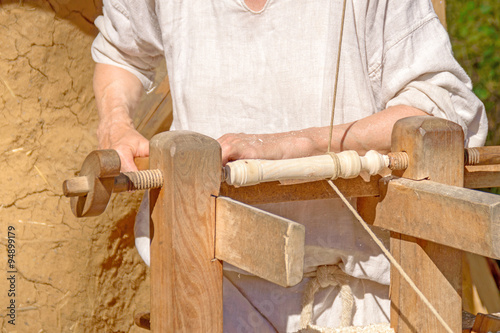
62,150 -> 163,217
63,169 -> 163,197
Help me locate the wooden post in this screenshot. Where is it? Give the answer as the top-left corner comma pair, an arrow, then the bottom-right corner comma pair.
431,0 -> 447,30
149,131 -> 223,332
390,116 -> 463,332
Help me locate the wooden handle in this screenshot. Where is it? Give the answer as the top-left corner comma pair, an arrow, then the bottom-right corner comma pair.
63,176 -> 89,197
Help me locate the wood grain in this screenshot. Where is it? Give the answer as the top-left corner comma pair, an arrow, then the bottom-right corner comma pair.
465,164 -> 500,189
69,149 -> 120,217
149,131 -> 222,333
215,197 -> 305,287
224,151 -> 387,187
134,74 -> 173,140
220,176 -> 380,205
364,177 -> 500,260
471,313 -> 500,333
389,116 -> 463,333
466,253 -> 500,313
431,0 -> 447,29
465,146 -> 500,166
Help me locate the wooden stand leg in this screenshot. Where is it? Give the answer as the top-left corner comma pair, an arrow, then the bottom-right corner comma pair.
149,131 -> 223,332
390,116 -> 464,332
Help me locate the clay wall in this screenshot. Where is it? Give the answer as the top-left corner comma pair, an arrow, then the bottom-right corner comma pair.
0,1 -> 149,332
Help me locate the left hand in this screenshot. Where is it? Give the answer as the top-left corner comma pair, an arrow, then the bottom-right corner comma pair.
217,130 -> 323,165
217,105 -> 429,165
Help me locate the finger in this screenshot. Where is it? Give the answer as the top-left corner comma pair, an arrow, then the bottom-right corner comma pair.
219,141 -> 236,166
136,137 -> 150,157
116,148 -> 138,172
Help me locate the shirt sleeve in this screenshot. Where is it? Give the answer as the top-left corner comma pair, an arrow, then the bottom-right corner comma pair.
366,0 -> 488,147
91,0 -> 164,91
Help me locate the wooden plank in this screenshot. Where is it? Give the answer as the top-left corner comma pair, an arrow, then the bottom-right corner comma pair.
215,197 -> 305,287
365,177 -> 500,260
431,0 -> 447,30
134,73 -> 173,140
471,313 -> 500,333
389,116 -> 463,333
391,234 -> 462,332
466,253 -> 500,313
220,176 -> 380,205
465,164 -> 500,189
149,131 -> 222,333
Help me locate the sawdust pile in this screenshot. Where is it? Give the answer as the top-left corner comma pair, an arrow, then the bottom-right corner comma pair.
0,1 -> 150,332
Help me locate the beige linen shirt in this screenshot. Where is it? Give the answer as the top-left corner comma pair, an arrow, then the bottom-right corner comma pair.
92,0 -> 487,331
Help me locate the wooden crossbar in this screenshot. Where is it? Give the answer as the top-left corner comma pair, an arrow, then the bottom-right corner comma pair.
362,177 -> 500,260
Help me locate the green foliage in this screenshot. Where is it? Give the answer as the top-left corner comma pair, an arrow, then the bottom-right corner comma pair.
448,1 -> 499,194
447,0 -> 500,146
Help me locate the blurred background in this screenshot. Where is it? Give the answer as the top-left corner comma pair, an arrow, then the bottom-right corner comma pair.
448,0 -> 500,147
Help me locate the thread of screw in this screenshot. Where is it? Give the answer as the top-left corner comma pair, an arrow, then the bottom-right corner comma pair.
122,170 -> 163,191
387,152 -> 409,170
464,147 -> 480,166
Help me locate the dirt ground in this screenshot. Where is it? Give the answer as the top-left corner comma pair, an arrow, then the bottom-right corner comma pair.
0,1 -> 150,332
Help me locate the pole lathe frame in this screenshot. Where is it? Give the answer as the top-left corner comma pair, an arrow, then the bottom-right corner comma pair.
147,116 -> 500,332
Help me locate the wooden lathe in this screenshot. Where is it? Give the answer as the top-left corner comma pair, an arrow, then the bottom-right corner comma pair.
64,116 -> 500,332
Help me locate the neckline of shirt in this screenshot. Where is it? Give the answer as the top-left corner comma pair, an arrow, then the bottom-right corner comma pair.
238,0 -> 272,14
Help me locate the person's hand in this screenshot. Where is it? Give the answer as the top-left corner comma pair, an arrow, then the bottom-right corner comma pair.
94,64 -> 148,172
217,130 -> 323,165
97,121 -> 149,172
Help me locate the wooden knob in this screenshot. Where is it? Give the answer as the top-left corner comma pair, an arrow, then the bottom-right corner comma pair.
63,151 -> 164,217
63,176 -> 90,197
68,150 -> 121,217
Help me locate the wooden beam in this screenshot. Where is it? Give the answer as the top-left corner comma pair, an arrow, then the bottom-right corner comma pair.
466,253 -> 500,313
431,0 -> 447,30
134,73 -> 173,140
389,116 -> 463,333
220,176 -> 380,205
465,164 -> 500,189
363,177 -> 500,260
465,146 -> 500,166
149,131 -> 222,333
471,313 -> 500,333
215,197 -> 305,287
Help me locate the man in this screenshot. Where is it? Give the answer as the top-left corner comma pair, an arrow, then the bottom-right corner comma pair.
92,0 -> 487,331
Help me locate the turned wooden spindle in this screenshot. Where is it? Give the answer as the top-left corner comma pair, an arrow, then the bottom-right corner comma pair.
225,150 -> 391,187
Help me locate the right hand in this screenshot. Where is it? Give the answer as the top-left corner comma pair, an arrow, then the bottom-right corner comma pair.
97,122 -> 149,172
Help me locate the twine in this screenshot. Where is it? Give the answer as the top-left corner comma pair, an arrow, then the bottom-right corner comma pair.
300,265 -> 354,330
326,180 -> 454,333
327,0 -> 348,153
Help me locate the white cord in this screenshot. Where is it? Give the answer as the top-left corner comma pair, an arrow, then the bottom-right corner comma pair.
326,180 -> 454,333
